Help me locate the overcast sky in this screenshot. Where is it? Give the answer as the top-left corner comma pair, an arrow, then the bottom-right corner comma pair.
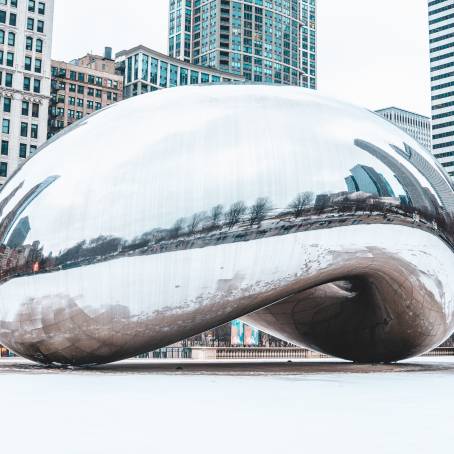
52,0 -> 431,116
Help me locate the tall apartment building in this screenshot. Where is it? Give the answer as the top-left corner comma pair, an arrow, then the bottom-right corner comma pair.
0,0 -> 54,185
48,49 -> 123,138
375,107 -> 432,151
116,45 -> 244,98
429,0 -> 454,178
168,0 -> 316,89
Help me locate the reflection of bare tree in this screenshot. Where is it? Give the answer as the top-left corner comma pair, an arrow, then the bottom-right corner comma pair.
188,211 -> 206,234
4,181 -> 454,285
248,197 -> 272,226
170,218 -> 185,239
288,191 -> 314,218
210,204 -> 224,227
225,201 -> 247,229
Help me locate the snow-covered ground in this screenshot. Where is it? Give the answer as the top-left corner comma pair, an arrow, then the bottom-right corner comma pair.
0,357 -> 453,454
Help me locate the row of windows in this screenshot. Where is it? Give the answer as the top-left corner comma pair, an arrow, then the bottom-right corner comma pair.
433,109 -> 454,120
429,12 -> 454,26
381,111 -> 430,130
0,29 -> 15,46
429,2 -> 454,17
434,150 -> 454,159
429,0 -> 452,8
430,30 -> 454,44
23,75 -> 41,93
52,106 -> 102,119
0,0 -> 17,8
432,90 -> 454,101
27,0 -> 46,15
0,11 -> 45,32
0,140 -> 37,159
433,140 -> 454,149
430,50 -> 454,63
432,79 -> 454,91
429,20 -> 454,35
2,97 -> 39,117
25,35 -> 43,52
432,60 -> 454,72
433,129 -> 454,140
52,81 -> 118,100
433,99 -> 454,110
1,118 -> 38,138
51,66 -> 120,89
431,69 -> 454,81
26,17 -> 45,33
0,71 -> 41,93
431,40 -> 454,54
126,53 -> 237,86
433,120 -> 454,131
0,10 -> 16,27
0,51 -> 42,74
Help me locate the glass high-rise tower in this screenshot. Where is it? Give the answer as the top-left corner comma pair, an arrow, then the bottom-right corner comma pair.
168,0 -> 316,89
429,0 -> 454,178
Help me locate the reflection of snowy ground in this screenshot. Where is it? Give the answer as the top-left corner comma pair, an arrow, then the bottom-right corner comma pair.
0,358 -> 453,454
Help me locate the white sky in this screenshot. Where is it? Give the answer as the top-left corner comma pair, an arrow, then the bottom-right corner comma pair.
52,0 -> 431,116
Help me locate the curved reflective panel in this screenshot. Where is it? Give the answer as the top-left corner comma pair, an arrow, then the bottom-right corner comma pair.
0,84 -> 453,365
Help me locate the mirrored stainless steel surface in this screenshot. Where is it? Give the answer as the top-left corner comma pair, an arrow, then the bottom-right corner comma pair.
0,84 -> 453,365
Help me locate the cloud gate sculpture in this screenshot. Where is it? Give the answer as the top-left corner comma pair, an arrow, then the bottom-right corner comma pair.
0,84 -> 454,366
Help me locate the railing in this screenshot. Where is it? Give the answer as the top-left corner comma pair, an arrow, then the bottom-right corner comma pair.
2,346 -> 454,360
215,347 -> 330,360
423,347 -> 454,356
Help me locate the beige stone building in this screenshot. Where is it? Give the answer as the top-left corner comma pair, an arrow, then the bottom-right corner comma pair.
48,48 -> 123,138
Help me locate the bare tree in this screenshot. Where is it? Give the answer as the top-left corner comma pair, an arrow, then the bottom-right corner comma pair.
225,201 -> 247,229
248,197 -> 272,226
288,191 -> 314,218
188,211 -> 206,234
210,204 -> 224,227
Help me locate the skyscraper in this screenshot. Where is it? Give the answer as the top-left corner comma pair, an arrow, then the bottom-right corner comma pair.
168,0 -> 316,89
429,0 -> 454,178
375,107 -> 432,151
0,0 -> 54,185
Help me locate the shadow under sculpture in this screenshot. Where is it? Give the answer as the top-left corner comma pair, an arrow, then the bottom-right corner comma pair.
0,84 -> 453,366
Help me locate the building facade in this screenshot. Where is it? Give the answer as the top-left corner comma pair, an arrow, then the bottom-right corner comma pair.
168,0 -> 316,89
116,45 -> 244,99
376,107 -> 432,151
0,0 -> 54,185
48,50 -> 123,138
429,0 -> 454,177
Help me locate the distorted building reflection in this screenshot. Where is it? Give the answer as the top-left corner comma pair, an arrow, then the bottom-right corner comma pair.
0,85 -> 452,366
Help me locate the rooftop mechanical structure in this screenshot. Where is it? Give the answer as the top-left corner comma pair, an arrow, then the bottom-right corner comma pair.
0,85 -> 454,366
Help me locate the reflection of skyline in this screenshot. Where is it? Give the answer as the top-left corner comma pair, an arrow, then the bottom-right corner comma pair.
0,138 -> 453,283
354,139 -> 439,217
7,217 -> 30,249
0,176 -> 60,244
345,164 -> 395,198
0,185 -> 450,284
390,142 -> 454,214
